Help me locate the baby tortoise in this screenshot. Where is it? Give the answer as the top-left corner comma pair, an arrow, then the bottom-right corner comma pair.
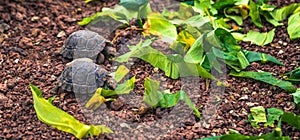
60,30 -> 116,64
58,58 -> 117,95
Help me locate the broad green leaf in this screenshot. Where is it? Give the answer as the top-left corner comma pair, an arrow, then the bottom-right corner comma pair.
214,28 -> 241,52
113,65 -> 130,83
206,51 -> 223,73
212,0 -> 236,11
237,51 -> 250,69
249,0 -> 263,28
116,40 -> 215,79
143,77 -> 162,107
101,76 -> 135,97
224,8 -> 243,25
144,13 -> 177,43
262,12 -> 283,27
229,71 -> 296,93
288,12 -> 300,40
249,106 -> 267,128
243,50 -> 284,66
207,28 -> 247,71
235,0 -> 249,5
120,0 -> 148,10
231,32 -> 246,41
292,89 -> 300,106
184,15 -> 214,33
78,12 -> 103,26
184,34 -> 205,63
194,0 -> 217,16
143,78 -> 201,118
271,3 -> 300,21
215,18 -> 231,29
30,84 -> 112,139
285,67 -> 300,83
281,112 -> 300,130
260,3 -> 276,11
265,108 -> 284,127
79,3 -> 152,26
243,29 -> 275,46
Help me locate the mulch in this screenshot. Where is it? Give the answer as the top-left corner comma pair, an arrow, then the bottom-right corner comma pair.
0,0 -> 300,139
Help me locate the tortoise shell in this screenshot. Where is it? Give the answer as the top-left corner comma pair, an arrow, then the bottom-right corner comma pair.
60,30 -> 106,63
58,58 -> 108,95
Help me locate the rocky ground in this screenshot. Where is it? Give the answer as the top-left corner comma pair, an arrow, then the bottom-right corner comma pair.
0,0 -> 299,139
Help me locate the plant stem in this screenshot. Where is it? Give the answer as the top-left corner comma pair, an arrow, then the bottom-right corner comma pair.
205,8 -> 215,29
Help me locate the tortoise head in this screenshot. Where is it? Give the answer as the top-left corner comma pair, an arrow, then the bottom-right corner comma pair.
106,77 -> 117,90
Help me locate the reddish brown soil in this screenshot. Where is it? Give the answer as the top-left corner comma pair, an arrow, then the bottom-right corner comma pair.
0,0 -> 300,139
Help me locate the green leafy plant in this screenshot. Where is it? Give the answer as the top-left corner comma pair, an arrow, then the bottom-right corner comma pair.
229,70 -> 296,93
243,28 -> 275,46
248,106 -> 267,128
143,77 -> 201,118
30,84 -> 113,139
115,39 -> 215,80
248,106 -> 300,130
285,67 -> 300,83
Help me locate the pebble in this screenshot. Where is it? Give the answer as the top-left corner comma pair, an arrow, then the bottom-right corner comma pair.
246,102 -> 259,107
283,42 -> 288,46
238,95 -> 248,100
0,22 -> 10,32
0,93 -> 8,102
15,12 -> 24,21
14,59 -> 19,64
278,50 -> 284,54
31,16 -> 40,21
57,31 -> 65,38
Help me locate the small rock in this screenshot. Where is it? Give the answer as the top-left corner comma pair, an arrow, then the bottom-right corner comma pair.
31,28 -> 40,37
7,80 -> 15,89
238,95 -> 248,100
120,123 -> 131,129
0,93 -> 8,102
246,102 -> 258,107
31,16 -> 40,21
57,31 -> 65,38
0,22 -> 10,33
14,59 -> 19,64
41,17 -> 50,25
283,42 -> 287,46
15,12 -> 24,21
278,50 -> 284,54
240,108 -> 248,116
278,40 -> 283,44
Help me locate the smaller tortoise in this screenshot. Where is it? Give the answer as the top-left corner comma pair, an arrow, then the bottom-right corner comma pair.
60,30 -> 116,64
58,58 -> 117,95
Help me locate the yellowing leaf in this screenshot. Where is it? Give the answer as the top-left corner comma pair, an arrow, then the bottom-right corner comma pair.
144,13 -> 177,43
177,30 -> 196,51
85,88 -> 107,110
30,84 -> 112,139
113,65 -> 130,83
249,106 -> 267,128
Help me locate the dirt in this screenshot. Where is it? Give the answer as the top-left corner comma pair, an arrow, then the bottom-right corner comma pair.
0,0 -> 300,139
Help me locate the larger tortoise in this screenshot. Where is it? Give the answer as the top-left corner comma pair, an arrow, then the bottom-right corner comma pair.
60,30 -> 116,64
58,58 -> 117,95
